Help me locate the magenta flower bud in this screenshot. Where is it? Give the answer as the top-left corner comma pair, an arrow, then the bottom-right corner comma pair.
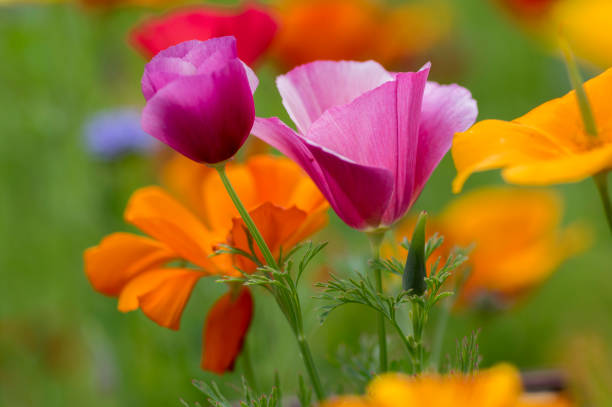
141,37 -> 258,164
252,61 -> 478,230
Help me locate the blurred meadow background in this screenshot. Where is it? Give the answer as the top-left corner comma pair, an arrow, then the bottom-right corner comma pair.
1,0 -> 611,405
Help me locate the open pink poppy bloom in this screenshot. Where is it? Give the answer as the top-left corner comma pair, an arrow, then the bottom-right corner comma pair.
252,61 -> 478,230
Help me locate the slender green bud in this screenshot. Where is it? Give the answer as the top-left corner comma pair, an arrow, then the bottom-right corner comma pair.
403,211 -> 428,295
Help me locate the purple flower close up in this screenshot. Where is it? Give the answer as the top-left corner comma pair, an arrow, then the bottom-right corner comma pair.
141,36 -> 258,164
252,60 -> 478,230
85,108 -> 155,160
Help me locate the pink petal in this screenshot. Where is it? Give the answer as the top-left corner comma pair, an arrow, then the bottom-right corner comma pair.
251,117 -> 394,229
276,60 -> 393,134
413,82 -> 478,200
303,66 -> 430,226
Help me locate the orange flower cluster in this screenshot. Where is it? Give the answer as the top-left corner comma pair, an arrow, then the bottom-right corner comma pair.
84,155 -> 328,373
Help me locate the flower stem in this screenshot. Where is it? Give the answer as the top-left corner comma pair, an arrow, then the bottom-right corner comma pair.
429,297 -> 452,371
367,230 -> 388,373
296,332 -> 325,402
215,164 -> 324,400
594,172 -> 612,234
215,164 -> 279,269
559,37 -> 598,138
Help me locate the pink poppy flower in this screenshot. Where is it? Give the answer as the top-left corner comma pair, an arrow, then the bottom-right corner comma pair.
252,61 -> 478,229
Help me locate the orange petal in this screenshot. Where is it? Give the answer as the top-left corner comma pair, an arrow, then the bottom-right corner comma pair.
84,232 -> 176,296
246,154 -> 306,207
125,186 -> 220,271
229,203 -> 307,272
201,165 -> 257,233
118,268 -> 205,330
160,152 -> 213,222
201,286 -> 253,374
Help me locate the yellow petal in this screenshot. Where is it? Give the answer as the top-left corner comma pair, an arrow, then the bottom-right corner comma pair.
502,143 -> 612,184
452,120 -> 566,192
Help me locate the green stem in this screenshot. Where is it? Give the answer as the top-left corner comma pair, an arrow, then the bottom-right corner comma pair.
391,320 -> 414,360
296,332 -> 325,402
215,164 -> 324,400
241,340 -> 257,391
215,165 -> 279,269
560,38 -> 598,138
594,172 -> 612,234
430,297 -> 452,371
367,231 -> 388,373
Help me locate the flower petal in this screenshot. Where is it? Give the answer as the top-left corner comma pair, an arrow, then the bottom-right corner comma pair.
413,81 -> 478,199
201,287 -> 253,374
84,232 -> 177,297
452,120 -> 568,192
305,142 -> 394,229
129,8 -> 276,66
118,268 -> 205,330
228,202 -> 307,272
276,60 -> 393,133
502,143 -> 612,185
141,37 -> 238,101
304,67 -> 430,226
252,117 -> 393,229
124,186 -> 219,271
142,58 -> 255,164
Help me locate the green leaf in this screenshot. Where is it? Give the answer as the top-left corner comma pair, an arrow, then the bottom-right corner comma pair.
403,212 -> 428,295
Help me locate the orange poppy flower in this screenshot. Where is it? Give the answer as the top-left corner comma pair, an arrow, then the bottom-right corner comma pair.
271,0 -> 449,69
387,188 -> 587,306
452,68 -> 612,192
322,364 -> 573,407
84,154 -> 328,373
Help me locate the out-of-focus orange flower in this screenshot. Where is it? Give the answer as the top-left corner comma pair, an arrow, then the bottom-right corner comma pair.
387,188 -> 587,306
271,0 -> 450,69
452,68 -> 612,192
84,155 -> 328,373
322,364 -> 573,407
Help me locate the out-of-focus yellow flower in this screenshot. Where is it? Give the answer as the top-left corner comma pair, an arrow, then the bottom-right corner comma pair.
322,364 -> 573,407
452,68 -> 612,191
552,0 -> 612,69
271,0 -> 450,70
387,188 -> 588,305
493,0 -> 612,69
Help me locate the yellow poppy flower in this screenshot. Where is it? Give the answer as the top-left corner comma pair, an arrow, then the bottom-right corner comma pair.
453,68 -> 612,192
322,364 -> 573,407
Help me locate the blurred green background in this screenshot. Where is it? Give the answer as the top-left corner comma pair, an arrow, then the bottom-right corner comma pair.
1,0 -> 610,405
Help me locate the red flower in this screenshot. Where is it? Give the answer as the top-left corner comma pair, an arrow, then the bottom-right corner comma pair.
129,4 -> 277,65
